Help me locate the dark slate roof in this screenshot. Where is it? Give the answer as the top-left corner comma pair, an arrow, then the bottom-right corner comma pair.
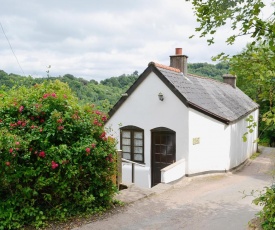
108,62 -> 259,124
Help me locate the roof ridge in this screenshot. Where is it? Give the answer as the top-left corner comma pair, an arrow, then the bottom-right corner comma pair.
187,73 -> 229,86
149,62 -> 181,73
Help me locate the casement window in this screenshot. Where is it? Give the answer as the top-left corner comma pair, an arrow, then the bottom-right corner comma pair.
120,126 -> 144,163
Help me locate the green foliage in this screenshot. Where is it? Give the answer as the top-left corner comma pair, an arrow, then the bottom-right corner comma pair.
242,115 -> 258,142
188,62 -> 229,81
0,81 -> 117,229
0,70 -> 138,113
230,43 -> 275,145
188,0 -> 275,53
253,185 -> 275,229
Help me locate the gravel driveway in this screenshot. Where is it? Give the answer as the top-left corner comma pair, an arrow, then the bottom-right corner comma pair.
74,146 -> 275,230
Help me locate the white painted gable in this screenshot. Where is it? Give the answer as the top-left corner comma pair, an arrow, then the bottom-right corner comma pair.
106,71 -> 189,188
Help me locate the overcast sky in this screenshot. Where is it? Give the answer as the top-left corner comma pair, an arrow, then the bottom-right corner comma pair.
0,0 -> 272,81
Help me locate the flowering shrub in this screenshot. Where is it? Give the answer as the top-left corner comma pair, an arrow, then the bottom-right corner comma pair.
0,81 -> 117,229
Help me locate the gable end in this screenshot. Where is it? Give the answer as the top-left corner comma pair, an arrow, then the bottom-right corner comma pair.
108,64 -> 190,119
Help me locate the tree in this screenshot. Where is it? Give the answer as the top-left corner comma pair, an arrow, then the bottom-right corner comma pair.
230,43 -> 275,145
187,0 -> 275,54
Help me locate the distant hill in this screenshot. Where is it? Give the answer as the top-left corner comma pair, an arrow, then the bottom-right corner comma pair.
0,62 -> 229,112
188,62 -> 229,81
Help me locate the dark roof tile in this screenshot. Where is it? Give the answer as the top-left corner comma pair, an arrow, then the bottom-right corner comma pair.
157,67 -> 258,122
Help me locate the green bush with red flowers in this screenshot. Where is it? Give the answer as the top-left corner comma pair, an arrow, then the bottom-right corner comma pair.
0,80 -> 117,229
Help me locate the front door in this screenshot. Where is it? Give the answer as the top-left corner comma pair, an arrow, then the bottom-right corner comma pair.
151,129 -> 176,187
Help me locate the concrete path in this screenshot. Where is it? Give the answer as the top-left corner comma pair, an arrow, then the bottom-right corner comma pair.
74,147 -> 275,230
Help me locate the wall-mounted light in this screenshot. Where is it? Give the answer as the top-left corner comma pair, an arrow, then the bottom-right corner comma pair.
158,92 -> 164,101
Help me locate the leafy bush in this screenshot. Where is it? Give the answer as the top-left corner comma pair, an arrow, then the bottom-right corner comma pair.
253,185 -> 275,230
0,80 -> 117,229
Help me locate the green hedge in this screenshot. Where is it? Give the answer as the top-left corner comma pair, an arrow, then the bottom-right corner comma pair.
0,80 -> 117,229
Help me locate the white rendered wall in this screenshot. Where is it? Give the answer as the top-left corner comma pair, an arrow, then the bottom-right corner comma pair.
105,72 -> 189,188
187,109 -> 230,175
228,109 -> 259,169
187,108 -> 259,175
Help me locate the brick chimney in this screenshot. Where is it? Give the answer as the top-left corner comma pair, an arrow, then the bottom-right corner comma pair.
222,74 -> 236,88
170,48 -> 188,76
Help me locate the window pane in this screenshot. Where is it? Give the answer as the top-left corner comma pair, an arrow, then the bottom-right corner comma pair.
134,139 -> 143,146
122,146 -> 130,152
134,132 -> 143,139
123,153 -> 131,160
134,153 -> 143,161
122,138 -> 131,145
134,146 -> 143,154
166,135 -> 172,145
122,131 -> 131,138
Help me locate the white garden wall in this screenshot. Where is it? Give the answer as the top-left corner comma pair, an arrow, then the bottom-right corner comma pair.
161,159 -> 185,184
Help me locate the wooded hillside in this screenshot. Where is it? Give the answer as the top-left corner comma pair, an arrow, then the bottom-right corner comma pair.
0,62 -> 229,112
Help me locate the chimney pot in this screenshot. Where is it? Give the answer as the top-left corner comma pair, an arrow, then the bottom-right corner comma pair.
175,48 -> 182,55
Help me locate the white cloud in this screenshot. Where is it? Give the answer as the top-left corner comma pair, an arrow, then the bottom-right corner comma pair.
1,0 -> 271,80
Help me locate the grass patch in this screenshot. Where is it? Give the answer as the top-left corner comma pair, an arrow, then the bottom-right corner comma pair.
250,152 -> 261,160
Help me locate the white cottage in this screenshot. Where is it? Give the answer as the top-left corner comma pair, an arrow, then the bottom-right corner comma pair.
106,48 -> 259,188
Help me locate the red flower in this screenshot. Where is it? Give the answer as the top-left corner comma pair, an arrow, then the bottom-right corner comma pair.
39,129 -> 43,133
106,154 -> 113,162
57,126 -> 64,131
10,123 -> 17,127
57,118 -> 63,123
9,148 -> 13,153
63,94 -> 67,99
21,122 -> 26,127
43,93 -> 49,99
91,143 -> 96,148
51,93 -> 56,98
30,116 -> 35,120
17,120 -> 22,125
5,162 -> 10,166
100,132 -> 106,139
40,119 -> 44,123
0,119 -> 2,123
19,106 -> 24,113
102,116 -> 107,122
95,110 -> 101,115
86,148 -> 91,153
72,114 -> 79,120
51,161 -> 59,169
15,142 -> 20,145
39,151 -> 45,158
